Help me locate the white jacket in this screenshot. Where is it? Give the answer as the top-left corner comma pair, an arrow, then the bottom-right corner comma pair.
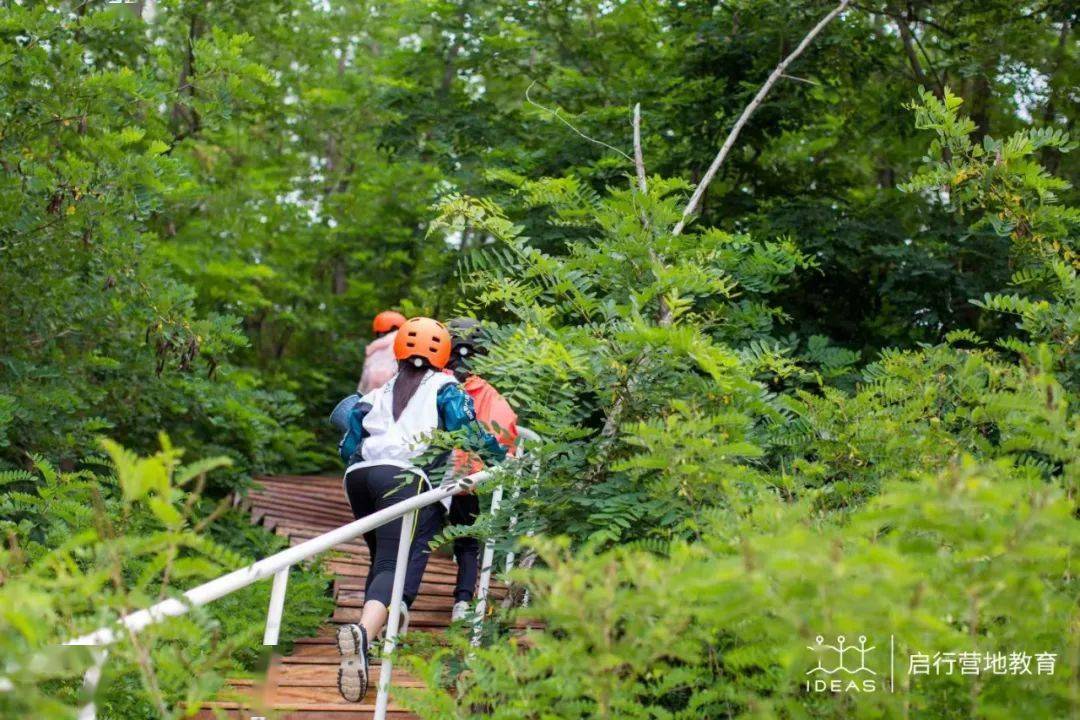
358,370 -> 458,465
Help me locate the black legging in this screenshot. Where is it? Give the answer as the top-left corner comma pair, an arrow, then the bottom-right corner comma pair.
448,493 -> 481,602
343,464 -> 444,608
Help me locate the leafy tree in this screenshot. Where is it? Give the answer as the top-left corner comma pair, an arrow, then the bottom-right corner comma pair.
399,92 -> 1078,718
0,3 -> 315,485
406,457 -> 1078,719
2,1 -> 1077,718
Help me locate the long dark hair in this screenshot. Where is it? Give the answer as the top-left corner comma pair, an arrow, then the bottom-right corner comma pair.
392,359 -> 429,420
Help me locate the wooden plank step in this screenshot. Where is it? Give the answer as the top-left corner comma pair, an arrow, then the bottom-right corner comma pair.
252,486 -> 350,505
193,703 -> 417,718
276,524 -> 463,557
205,473 -> 526,719
326,562 -> 461,584
250,481 -> 347,499
192,712 -> 417,719
295,627 -> 447,644
199,683 -> 421,710
335,594 -> 456,612
252,478 -> 346,494
228,664 -> 422,688
333,578 -> 507,595
273,683 -> 417,706
321,555 -> 464,576
332,607 -> 461,625
284,529 -> 463,560
246,494 -> 354,520
253,475 -> 341,485
326,557 -> 462,569
325,557 -> 462,576
252,507 -> 345,526
280,648 -> 438,664
335,586 -> 459,603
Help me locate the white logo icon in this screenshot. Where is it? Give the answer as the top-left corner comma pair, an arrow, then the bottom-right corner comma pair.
807,635 -> 877,676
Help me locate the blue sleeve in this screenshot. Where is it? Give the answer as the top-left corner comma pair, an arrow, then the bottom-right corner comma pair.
437,384 -> 508,463
339,401 -> 372,465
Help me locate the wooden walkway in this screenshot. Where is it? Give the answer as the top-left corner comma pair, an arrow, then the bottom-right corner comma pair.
194,474 -> 493,720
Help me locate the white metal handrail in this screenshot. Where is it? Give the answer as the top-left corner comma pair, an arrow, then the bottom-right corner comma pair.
472,426 -> 540,644
66,468 -> 493,719
64,427 -> 540,720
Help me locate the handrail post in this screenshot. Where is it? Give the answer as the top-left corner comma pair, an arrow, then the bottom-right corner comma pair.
473,430 -> 537,644
504,488 -> 520,575
263,566 -> 290,646
56,431 -> 535,717
374,509 -> 416,720
471,483 -> 504,647
76,648 -> 108,720
504,442 -> 541,606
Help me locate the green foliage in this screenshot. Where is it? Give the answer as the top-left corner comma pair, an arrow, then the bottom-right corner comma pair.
898,89 -> 1079,387
399,92 -> 1079,717
405,459 -> 1078,719
0,2 -> 317,486
2,1 -> 1079,718
901,88 -> 1078,268
0,439 -> 331,719
433,179 -> 804,546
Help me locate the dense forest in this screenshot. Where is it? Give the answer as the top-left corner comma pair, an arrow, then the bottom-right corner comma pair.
1,0 -> 1077,718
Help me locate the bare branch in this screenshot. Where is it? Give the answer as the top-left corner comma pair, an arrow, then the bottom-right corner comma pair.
893,6 -> 944,95
632,103 -> 647,194
780,73 -> 821,86
525,81 -> 633,163
631,103 -> 671,323
910,28 -> 945,94
672,0 -> 850,235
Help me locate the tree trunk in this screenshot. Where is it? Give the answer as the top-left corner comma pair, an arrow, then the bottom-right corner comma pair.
439,2 -> 471,99
966,66 -> 993,141
171,12 -> 202,139
332,258 -> 348,296
1040,20 -> 1071,173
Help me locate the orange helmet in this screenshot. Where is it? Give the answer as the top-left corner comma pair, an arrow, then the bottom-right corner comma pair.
372,310 -> 406,335
393,317 -> 452,369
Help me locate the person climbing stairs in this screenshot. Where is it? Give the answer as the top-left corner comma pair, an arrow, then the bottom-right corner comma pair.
191,473 -> 509,720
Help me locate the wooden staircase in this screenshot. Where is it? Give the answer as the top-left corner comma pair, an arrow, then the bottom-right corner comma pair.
193,474 -> 496,720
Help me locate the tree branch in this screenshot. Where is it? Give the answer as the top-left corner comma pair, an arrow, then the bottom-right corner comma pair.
525,81 -> 633,163
632,103 -> 647,194
895,14 -> 929,86
632,103 -> 673,326
894,5 -> 944,96
672,0 -> 850,235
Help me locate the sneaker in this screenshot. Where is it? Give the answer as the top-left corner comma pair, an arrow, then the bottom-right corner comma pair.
451,601 -> 469,622
375,602 -> 411,645
336,623 -> 369,702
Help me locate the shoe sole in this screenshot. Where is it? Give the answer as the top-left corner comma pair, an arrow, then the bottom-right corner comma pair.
336,624 -> 367,702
